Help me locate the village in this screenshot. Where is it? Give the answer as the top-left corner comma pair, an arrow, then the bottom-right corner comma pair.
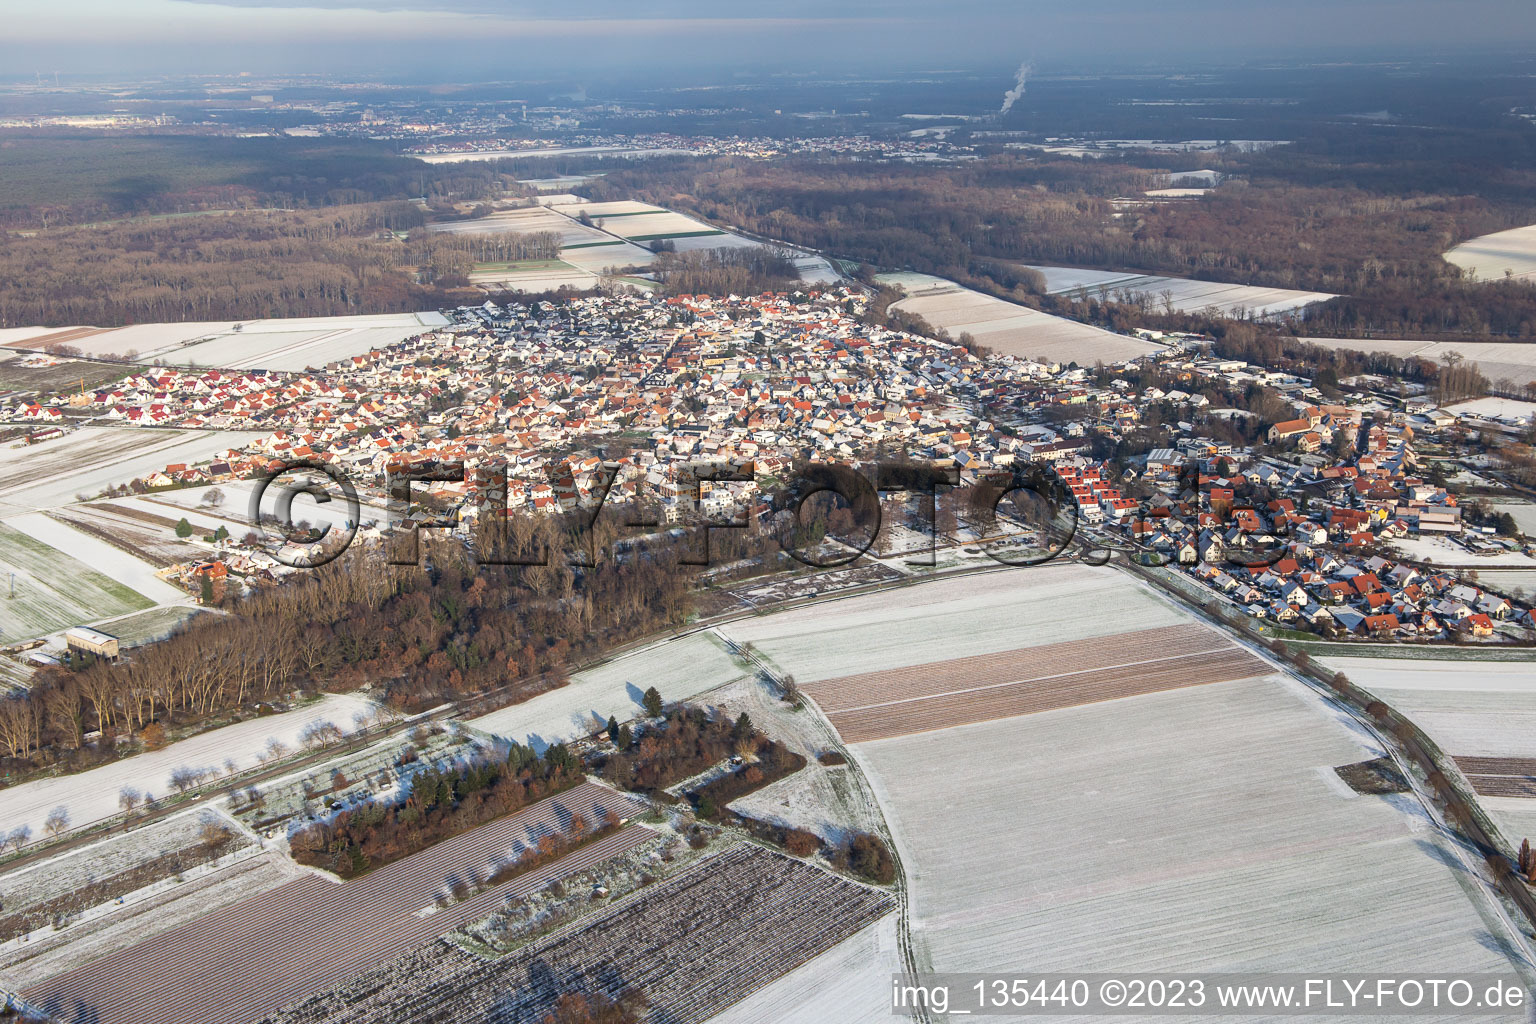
5,283 -> 1536,649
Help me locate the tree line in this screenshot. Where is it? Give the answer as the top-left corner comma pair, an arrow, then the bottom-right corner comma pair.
288,741 -> 585,877
0,511 -> 726,776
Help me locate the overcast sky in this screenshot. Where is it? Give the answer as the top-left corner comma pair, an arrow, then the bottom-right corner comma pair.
4,0 -> 1536,80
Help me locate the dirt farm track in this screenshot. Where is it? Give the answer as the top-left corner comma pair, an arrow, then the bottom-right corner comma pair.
24,783 -> 649,1024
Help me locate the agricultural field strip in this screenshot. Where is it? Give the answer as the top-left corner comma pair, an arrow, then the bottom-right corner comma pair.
0,520 -> 158,642
33,826 -> 655,1024
4,511 -> 188,605
28,783 -> 652,1024
264,843 -> 895,1024
0,693 -> 380,840
827,649 -> 1266,744
854,675 -> 1530,990
1454,756 -> 1536,799
1454,756 -> 1536,776
803,623 -> 1223,711
826,646 -> 1244,713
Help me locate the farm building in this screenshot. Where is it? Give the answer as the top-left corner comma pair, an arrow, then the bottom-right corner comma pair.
63,626 -> 119,661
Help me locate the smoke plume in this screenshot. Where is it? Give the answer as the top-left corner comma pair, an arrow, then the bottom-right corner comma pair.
1000,61 -> 1030,115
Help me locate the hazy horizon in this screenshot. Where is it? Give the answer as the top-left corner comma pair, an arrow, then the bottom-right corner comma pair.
4,0 -> 1536,81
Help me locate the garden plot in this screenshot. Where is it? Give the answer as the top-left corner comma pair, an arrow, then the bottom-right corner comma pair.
1445,223 -> 1536,283
0,521 -> 157,641
1022,264 -> 1333,317
467,631 -> 748,751
854,672 -> 1529,995
264,843 -> 894,1024
3,512 -> 187,605
0,426 -> 261,516
48,504 -> 208,567
0,693 -> 381,842
879,273 -> 1159,365
719,564 -> 1189,684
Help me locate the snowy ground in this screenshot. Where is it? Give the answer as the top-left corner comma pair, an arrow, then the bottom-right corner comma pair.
1392,535 -> 1536,567
0,427 -> 262,517
1321,655 -> 1536,850
1022,265 -> 1334,318
1320,656 -> 1536,759
878,272 -> 1159,365
0,521 -> 158,641
1303,337 -> 1536,394
718,564 -> 1189,683
705,915 -> 899,1024
1445,396 -> 1536,422
466,631 -> 747,751
1,512 -> 187,606
0,692 -> 382,842
853,672 -> 1529,1002
1445,223 -> 1536,284
3,313 -> 448,371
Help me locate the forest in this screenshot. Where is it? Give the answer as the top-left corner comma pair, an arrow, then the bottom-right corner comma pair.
0,510 -> 773,777
0,203 -> 560,328
590,145 -> 1536,339
0,134 -> 520,228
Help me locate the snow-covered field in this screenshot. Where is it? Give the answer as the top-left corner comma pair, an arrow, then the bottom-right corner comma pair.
1493,502 -> 1536,538
1,512 -> 187,606
558,241 -> 657,273
427,206 -> 614,247
1445,223 -> 1536,283
1321,655 -> 1536,849
1391,535 -> 1536,567
152,313 -> 449,371
0,521 -> 157,640
1301,337 -> 1536,391
719,564 -> 1188,683
469,265 -> 600,293
1445,396 -> 1536,423
878,273 -> 1159,365
854,672 -> 1528,993
0,693 -> 382,842
1320,657 -> 1536,759
466,631 -> 747,750
0,427 -> 262,517
1022,265 -> 1335,318
4,313 -> 448,371
143,481 -> 390,533
706,915 -> 899,1024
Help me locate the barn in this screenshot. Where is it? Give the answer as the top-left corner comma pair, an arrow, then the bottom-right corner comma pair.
64,626 -> 120,662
